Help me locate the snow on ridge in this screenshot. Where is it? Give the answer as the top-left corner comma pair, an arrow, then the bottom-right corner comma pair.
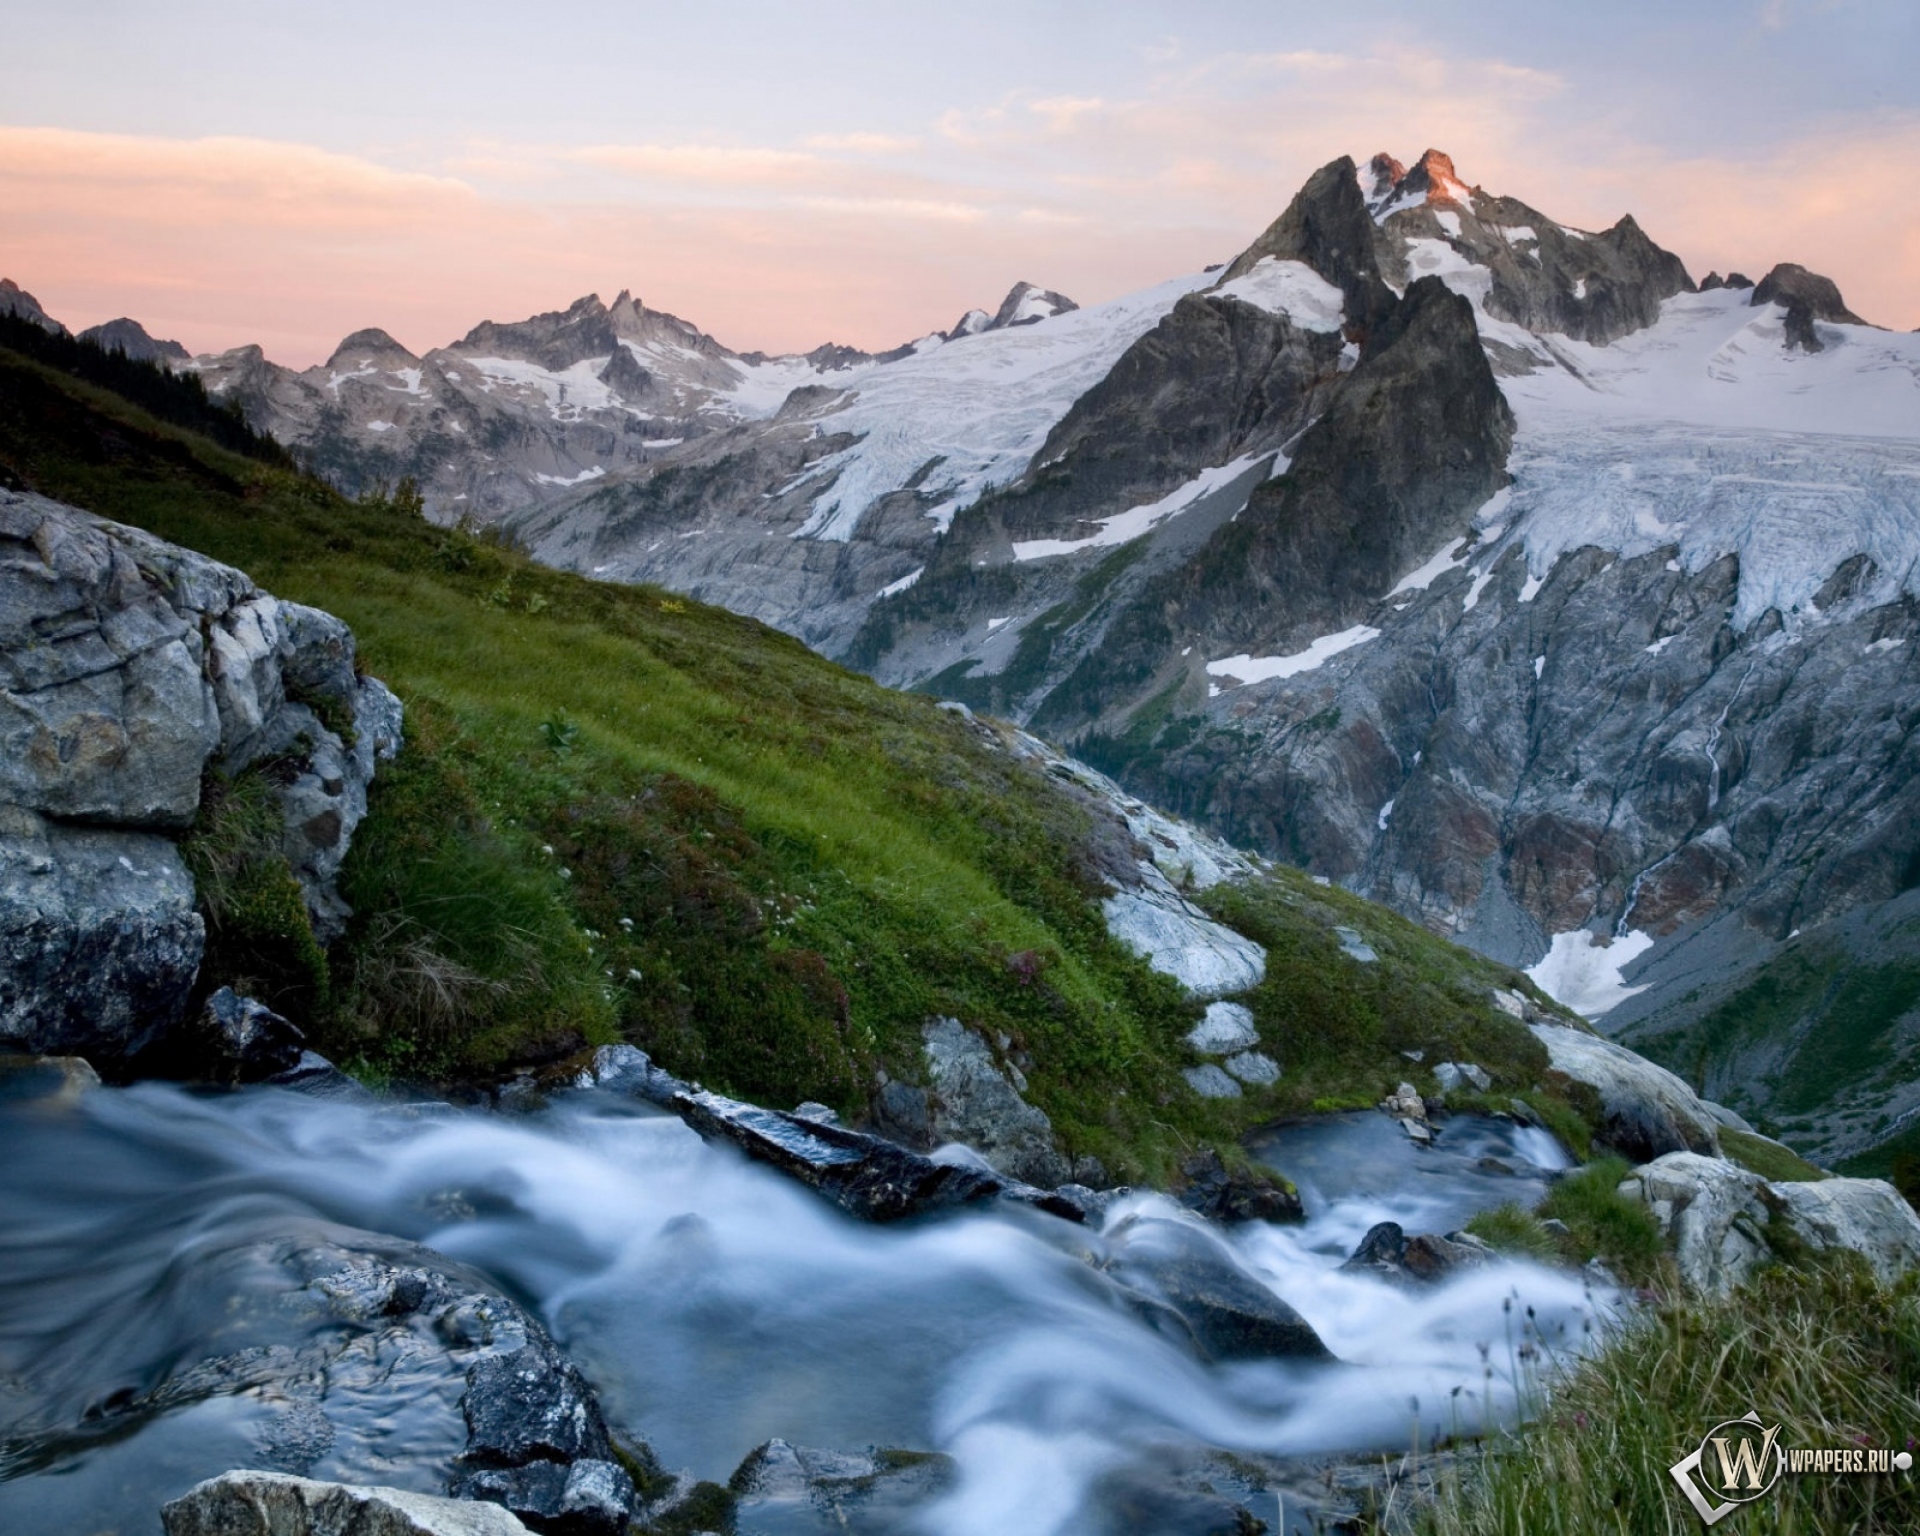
1011,450 -> 1279,562
1207,258 -> 1345,333
1394,237 -> 1920,630
789,268 -> 1216,543
877,566 -> 924,598
1206,624 -> 1381,690
534,466 -> 606,487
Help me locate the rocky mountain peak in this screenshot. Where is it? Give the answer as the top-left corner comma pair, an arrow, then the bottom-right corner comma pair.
1751,262 -> 1865,326
0,277 -> 67,336
989,282 -> 1078,330
1363,153 -> 1406,204
945,307 -> 992,340
77,317 -> 190,364
325,328 -> 418,370
1365,149 -> 1475,219
1223,155 -> 1395,328
1400,148 -> 1473,205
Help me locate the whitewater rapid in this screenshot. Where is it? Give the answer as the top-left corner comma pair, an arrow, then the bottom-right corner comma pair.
0,1082 -> 1608,1534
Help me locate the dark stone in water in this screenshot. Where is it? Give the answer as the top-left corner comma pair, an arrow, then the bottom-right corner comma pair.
728,1438 -> 956,1534
671,1088 -> 1089,1225
1103,1217 -> 1330,1362
264,1048 -> 376,1101
192,987 -> 306,1082
460,1341 -> 614,1469
1340,1220 -> 1494,1287
453,1340 -> 633,1534
1176,1147 -> 1304,1224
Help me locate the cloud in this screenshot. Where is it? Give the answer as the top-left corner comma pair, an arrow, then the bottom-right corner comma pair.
2,45 -> 1914,371
802,132 -> 921,153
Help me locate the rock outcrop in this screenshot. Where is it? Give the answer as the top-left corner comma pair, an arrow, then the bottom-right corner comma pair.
163,1472 -> 530,1536
920,1014 -> 1071,1187
1100,1215 -> 1330,1361
1618,1152 -> 1920,1296
1531,1023 -> 1722,1162
0,489 -> 401,1059
1340,1220 -> 1496,1286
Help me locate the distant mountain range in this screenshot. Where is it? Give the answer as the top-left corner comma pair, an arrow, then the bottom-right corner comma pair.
13,147 -> 1920,1162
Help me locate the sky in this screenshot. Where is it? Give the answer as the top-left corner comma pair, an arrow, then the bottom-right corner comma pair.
2,0 -> 1916,366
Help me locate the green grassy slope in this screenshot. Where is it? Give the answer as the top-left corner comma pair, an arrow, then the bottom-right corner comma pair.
0,340 -> 1569,1181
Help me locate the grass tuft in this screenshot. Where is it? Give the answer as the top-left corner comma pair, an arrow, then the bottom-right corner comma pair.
1423,1260 -> 1920,1535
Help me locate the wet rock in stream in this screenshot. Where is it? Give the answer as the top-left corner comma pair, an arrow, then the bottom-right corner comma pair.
1340,1221 -> 1495,1287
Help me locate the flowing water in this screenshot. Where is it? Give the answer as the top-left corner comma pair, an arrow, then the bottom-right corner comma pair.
0,1082 -> 1607,1535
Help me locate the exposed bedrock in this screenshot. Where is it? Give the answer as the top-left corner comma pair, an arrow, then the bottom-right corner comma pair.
0,488 -> 401,1058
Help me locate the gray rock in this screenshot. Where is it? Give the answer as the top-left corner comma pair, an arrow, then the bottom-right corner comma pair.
670,1086 -> 1087,1225
1176,1146 -> 1304,1224
190,986 -> 306,1083
1434,1061 -> 1492,1093
1341,1220 -> 1494,1286
1619,1152 -> 1920,1296
577,1042 -> 684,1105
921,1015 -> 1070,1187
1774,1177 -> 1920,1287
0,490 -> 402,1058
0,1051 -> 101,1103
1102,888 -> 1266,998
1224,1049 -> 1281,1086
1185,1000 -> 1258,1054
728,1438 -> 956,1534
1334,926 -> 1379,963
0,807 -> 202,1056
162,1471 -> 530,1535
868,1076 -> 933,1151
1102,1215 -> 1330,1360
459,1341 -> 613,1469
1182,1063 -> 1241,1099
1532,1023 -> 1721,1162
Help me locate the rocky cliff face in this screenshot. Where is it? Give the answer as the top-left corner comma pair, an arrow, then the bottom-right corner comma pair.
0,489 -> 400,1058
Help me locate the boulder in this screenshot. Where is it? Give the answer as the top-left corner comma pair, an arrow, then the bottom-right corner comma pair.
1175,1146 -> 1304,1224
187,986 -> 307,1083
0,489 -> 403,1059
1185,1000 -> 1259,1055
1182,1063 -> 1241,1099
1531,1023 -> 1721,1162
1340,1220 -> 1494,1286
1619,1152 -> 1920,1296
0,1051 -> 101,1103
1434,1061 -> 1491,1093
1224,1050 -> 1281,1086
28,1233 -> 637,1536
921,1015 -> 1070,1187
1101,887 -> 1266,998
0,808 -> 202,1055
1101,1215 -> 1330,1361
671,1087 -> 1086,1225
727,1438 -> 955,1534
162,1471 -> 529,1535
1772,1178 -> 1920,1287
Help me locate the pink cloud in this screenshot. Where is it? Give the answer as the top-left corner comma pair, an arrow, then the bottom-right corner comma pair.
2,57 -> 1914,374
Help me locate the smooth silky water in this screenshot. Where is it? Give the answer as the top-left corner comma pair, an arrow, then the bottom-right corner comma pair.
0,1083 -> 1606,1534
